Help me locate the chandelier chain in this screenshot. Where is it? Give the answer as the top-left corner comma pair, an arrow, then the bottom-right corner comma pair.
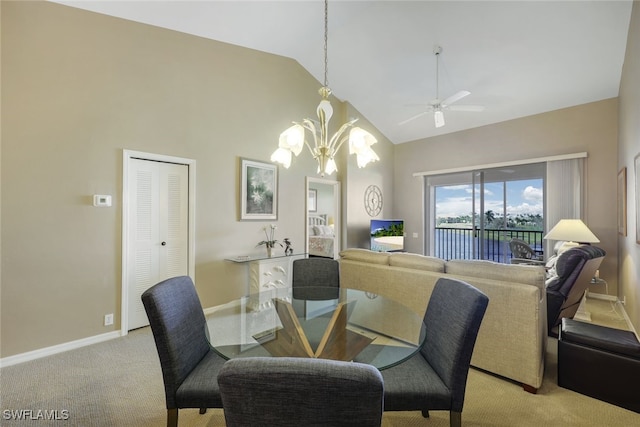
323,0 -> 329,89
270,0 -> 378,176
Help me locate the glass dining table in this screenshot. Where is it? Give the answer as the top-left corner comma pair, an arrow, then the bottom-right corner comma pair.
205,286 -> 426,370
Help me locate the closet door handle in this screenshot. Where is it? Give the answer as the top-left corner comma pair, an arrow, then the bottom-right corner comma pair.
161,241 -> 167,246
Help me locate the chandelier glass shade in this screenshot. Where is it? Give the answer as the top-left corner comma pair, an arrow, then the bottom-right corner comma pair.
270,0 -> 379,176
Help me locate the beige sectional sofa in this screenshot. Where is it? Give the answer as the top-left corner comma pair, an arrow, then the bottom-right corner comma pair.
339,248 -> 547,393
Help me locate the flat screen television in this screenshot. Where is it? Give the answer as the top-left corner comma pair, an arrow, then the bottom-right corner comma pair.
370,219 -> 404,252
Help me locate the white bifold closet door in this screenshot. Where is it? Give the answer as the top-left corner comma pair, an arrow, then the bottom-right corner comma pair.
127,158 -> 189,330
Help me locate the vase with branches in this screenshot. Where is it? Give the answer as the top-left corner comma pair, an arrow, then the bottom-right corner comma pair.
257,224 -> 282,257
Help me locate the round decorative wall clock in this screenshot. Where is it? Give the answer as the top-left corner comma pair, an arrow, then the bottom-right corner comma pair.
364,185 -> 383,217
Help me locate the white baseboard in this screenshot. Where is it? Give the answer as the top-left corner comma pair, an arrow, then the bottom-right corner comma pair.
587,292 -> 617,302
203,300 -> 240,316
0,330 -> 122,368
1,304 -> 238,367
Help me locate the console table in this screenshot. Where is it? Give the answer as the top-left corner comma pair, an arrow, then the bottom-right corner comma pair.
225,253 -> 306,310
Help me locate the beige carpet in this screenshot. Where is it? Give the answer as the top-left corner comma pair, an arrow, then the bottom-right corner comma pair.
1,310 -> 638,426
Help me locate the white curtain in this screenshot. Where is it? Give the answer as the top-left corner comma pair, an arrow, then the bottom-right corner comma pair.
545,158 -> 585,252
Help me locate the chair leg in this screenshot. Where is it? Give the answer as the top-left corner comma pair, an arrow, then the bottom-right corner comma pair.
450,411 -> 461,427
167,408 -> 178,427
421,409 -> 430,418
199,408 -> 207,414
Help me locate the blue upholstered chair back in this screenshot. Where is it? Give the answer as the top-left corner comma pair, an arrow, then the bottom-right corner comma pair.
420,277 -> 489,412
218,357 -> 384,427
292,258 -> 340,300
141,276 -> 210,409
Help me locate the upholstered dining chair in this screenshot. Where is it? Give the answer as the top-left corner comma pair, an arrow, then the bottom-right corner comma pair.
141,276 -> 225,427
381,277 -> 489,427
218,357 -> 384,427
292,257 -> 340,300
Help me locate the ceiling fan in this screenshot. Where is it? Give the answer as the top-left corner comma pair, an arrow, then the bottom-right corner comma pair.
399,46 -> 484,128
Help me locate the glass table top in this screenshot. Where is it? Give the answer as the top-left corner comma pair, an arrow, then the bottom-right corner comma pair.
205,287 -> 426,370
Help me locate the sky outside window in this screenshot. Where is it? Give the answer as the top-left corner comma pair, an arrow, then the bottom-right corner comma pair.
436,179 -> 543,221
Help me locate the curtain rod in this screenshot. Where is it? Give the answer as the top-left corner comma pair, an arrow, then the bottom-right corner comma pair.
412,152 -> 588,177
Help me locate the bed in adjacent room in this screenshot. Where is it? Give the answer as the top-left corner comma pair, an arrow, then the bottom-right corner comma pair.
308,214 -> 335,258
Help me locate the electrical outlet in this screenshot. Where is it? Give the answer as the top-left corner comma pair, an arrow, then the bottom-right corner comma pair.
621,296 -> 626,306
104,313 -> 114,326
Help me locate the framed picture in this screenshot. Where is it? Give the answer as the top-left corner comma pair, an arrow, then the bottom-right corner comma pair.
635,154 -> 640,243
618,167 -> 627,236
308,189 -> 317,212
240,158 -> 278,220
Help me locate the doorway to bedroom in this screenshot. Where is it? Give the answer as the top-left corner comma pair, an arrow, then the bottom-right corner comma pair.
306,177 -> 340,259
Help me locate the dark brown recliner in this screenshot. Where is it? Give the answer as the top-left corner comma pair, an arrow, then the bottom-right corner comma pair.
545,245 -> 606,336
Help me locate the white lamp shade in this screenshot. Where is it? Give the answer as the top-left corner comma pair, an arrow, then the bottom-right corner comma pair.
270,147 -> 292,168
324,158 -> 337,175
278,124 -> 304,156
544,219 -> 600,243
355,147 -> 380,168
348,127 -> 377,155
434,110 -> 445,128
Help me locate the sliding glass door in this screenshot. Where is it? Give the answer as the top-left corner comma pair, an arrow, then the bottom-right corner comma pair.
426,163 -> 545,262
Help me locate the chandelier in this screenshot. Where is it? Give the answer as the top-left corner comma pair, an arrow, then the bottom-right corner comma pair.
270,0 -> 379,176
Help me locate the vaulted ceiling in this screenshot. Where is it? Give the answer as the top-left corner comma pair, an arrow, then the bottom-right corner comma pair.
54,1 -> 633,144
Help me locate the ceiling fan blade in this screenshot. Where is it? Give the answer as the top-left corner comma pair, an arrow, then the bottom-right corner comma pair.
448,105 -> 485,112
441,90 -> 470,107
398,111 -> 429,126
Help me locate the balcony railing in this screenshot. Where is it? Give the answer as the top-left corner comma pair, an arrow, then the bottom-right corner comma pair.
433,227 -> 544,263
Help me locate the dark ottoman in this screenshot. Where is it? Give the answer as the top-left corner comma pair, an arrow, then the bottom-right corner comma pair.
558,318 -> 640,413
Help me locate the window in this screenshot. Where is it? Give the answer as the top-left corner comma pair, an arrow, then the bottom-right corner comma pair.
426,163 -> 545,262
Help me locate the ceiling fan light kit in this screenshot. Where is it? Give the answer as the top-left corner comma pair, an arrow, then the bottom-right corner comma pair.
434,109 -> 445,128
399,45 -> 485,129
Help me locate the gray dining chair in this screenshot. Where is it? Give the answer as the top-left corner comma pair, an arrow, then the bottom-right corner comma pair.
292,257 -> 340,300
381,277 -> 489,427
218,356 -> 384,427
141,276 -> 225,427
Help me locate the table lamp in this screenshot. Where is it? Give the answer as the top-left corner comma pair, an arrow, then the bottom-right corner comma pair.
543,219 -> 600,245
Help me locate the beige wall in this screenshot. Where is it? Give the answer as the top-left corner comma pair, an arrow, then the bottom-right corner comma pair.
2,0 -> 636,360
0,1 -> 394,358
342,103 -> 395,249
394,99 -> 619,298
617,0 -> 640,333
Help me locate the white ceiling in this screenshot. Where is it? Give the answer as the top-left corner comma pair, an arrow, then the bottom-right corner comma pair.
53,1 -> 633,144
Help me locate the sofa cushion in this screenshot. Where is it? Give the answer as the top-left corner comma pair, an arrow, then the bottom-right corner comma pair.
445,259 -> 545,289
389,253 -> 446,272
339,249 -> 390,265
